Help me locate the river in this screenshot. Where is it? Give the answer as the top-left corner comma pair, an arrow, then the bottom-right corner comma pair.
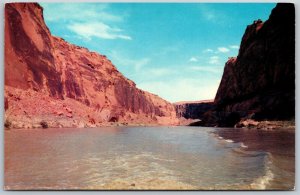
4,126 -> 295,190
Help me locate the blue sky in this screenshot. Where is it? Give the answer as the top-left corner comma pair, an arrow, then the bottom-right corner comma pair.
41,3 -> 275,103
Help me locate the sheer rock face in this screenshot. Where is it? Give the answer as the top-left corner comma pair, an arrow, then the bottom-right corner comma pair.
5,3 -> 62,98
4,3 -> 178,128
202,3 -> 295,127
174,100 -> 215,120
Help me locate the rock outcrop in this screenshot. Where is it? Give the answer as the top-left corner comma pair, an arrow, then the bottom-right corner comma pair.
4,3 -> 179,128
200,3 -> 295,127
235,119 -> 295,130
174,100 -> 215,119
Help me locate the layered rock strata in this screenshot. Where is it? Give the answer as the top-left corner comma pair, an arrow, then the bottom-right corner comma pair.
4,3 -> 179,128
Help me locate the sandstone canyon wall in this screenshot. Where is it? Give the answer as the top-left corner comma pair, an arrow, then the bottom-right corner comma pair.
174,100 -> 215,120
4,3 -> 179,128
201,3 -> 295,127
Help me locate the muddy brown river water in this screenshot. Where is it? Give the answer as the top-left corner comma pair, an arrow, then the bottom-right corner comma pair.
4,126 -> 295,190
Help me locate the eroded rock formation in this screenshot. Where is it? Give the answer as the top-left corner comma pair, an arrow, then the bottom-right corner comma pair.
4,3 -> 179,128
174,100 -> 215,119
201,3 -> 295,127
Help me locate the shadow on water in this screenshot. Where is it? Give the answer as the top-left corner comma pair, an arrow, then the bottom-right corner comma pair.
211,127 -> 295,190
212,128 -> 295,157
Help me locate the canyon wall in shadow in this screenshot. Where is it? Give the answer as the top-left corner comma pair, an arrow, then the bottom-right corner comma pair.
174,100 -> 215,120
200,3 -> 295,127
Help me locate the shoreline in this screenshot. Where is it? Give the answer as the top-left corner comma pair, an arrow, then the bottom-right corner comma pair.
234,119 -> 295,131
4,114 -> 198,130
4,119 -> 295,132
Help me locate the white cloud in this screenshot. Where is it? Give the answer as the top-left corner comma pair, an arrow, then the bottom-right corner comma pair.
160,45 -> 180,55
67,22 -> 132,40
208,55 -> 220,65
138,78 -> 219,103
189,57 -> 198,62
199,6 -> 217,22
229,45 -> 239,49
42,3 -> 131,41
42,3 -> 122,23
148,68 -> 172,77
189,66 -> 220,74
199,5 -> 230,26
133,59 -> 150,71
109,51 -> 149,72
217,47 -> 230,53
203,49 -> 213,53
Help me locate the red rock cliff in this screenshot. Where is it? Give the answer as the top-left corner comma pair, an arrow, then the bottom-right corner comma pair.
201,3 -> 295,127
4,3 -> 178,128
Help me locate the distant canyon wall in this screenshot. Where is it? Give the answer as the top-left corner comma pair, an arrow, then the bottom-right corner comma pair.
174,100 -> 215,120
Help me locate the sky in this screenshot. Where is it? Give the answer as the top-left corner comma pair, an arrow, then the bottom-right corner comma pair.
41,3 -> 275,103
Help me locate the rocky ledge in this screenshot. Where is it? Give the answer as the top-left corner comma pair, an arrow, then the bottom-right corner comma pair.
235,119 -> 295,130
